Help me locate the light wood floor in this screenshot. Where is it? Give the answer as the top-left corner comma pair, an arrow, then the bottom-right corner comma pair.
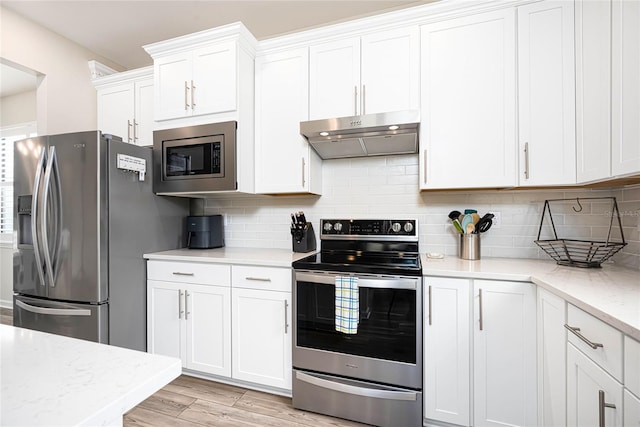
1,308 -> 366,426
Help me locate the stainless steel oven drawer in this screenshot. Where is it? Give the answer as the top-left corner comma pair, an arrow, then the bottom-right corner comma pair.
293,369 -> 422,427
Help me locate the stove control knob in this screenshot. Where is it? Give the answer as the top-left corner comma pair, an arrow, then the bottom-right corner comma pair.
404,222 -> 414,233
334,222 -> 343,232
391,222 -> 402,233
323,222 -> 333,232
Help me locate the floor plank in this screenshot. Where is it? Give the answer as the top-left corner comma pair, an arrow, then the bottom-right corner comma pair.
179,398 -> 305,427
163,375 -> 245,407
136,389 -> 196,417
125,406 -> 204,427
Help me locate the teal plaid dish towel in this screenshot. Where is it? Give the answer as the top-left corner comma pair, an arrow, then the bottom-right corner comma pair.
335,276 -> 359,334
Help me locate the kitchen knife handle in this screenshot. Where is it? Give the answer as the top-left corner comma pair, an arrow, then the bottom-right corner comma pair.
524,142 -> 530,180
599,390 -> 616,427
184,81 -> 190,110
284,299 -> 289,334
301,157 -> 306,188
178,290 -> 184,319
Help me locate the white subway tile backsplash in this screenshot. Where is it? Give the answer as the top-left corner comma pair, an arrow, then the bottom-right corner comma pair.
202,155 -> 640,270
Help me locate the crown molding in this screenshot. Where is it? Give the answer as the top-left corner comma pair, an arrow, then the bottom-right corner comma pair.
92,66 -> 153,89
87,60 -> 119,80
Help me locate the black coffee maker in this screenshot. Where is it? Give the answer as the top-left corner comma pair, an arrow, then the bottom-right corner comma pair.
187,215 -> 224,249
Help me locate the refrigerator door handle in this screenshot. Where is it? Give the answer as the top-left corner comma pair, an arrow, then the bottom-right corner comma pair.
15,300 -> 91,317
42,146 -> 62,288
32,149 -> 48,287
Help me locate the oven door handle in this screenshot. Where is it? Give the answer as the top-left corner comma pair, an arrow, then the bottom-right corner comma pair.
295,272 -> 417,290
296,371 -> 418,401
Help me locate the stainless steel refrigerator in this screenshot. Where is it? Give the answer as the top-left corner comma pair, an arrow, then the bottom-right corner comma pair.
13,131 -> 189,351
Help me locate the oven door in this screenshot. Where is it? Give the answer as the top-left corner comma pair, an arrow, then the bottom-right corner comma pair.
293,271 -> 422,389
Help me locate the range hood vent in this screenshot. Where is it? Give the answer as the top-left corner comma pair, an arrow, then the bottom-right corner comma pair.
300,110 -> 420,160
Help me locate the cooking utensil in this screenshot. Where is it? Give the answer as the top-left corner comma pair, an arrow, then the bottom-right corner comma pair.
466,223 -> 475,234
475,213 -> 494,233
471,213 -> 480,225
460,214 -> 473,233
448,210 -> 461,221
448,210 -> 464,233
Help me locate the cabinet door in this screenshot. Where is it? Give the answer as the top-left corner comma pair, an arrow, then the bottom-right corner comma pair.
518,1 -> 576,186
361,26 -> 419,115
232,288 -> 292,390
473,280 -> 537,427
309,38 -> 360,119
134,78 -> 154,146
147,280 -> 183,363
184,284 -> 231,377
576,0 -> 612,182
567,344 -> 623,427
612,0 -> 640,177
154,52 -> 192,121
255,48 -> 321,195
420,9 -> 517,189
192,41 -> 237,116
97,84 -> 135,143
625,390 -> 640,427
423,277 -> 471,426
537,288 -> 567,427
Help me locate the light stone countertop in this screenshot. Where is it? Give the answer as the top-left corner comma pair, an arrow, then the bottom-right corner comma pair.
144,247 -> 313,267
422,256 -> 640,341
0,325 -> 181,426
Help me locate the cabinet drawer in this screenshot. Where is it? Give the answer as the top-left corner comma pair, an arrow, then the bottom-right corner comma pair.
625,336 -> 640,397
625,389 -> 640,426
147,260 -> 231,286
232,265 -> 292,292
566,304 -> 623,381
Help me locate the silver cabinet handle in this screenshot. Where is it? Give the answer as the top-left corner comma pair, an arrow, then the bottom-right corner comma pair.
428,285 -> 432,325
127,119 -> 132,142
284,299 -> 289,334
564,324 -> 604,349
184,81 -> 189,110
354,85 -> 358,116
16,300 -> 91,316
185,291 -> 190,320
361,84 -> 366,115
133,119 -> 138,142
599,390 -> 616,427
524,142 -> 530,180
191,80 -> 195,109
173,272 -> 195,276
301,157 -> 306,188
245,277 -> 271,282
178,290 -> 184,319
478,288 -> 483,331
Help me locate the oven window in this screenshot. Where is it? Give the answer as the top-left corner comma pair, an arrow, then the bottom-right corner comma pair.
296,280 -> 416,364
165,140 -> 221,177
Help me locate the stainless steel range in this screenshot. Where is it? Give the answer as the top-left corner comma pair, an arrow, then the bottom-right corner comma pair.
291,219 -> 422,427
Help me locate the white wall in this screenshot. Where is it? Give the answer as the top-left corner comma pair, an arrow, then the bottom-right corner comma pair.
202,155 -> 640,270
0,90 -> 36,127
0,6 -> 123,135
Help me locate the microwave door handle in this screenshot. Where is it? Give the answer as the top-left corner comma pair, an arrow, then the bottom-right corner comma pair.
32,148 -> 47,287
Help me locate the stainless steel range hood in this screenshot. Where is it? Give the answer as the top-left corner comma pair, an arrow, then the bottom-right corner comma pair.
300,110 -> 420,160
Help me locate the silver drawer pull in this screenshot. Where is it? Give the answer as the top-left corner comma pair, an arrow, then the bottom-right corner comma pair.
173,272 -> 195,276
599,390 -> 616,427
564,324 -> 604,349
245,277 -> 271,282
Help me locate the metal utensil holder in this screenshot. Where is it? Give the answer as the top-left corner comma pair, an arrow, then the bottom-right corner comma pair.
534,197 -> 627,268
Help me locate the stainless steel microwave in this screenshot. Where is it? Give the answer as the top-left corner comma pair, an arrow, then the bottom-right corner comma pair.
153,121 -> 237,194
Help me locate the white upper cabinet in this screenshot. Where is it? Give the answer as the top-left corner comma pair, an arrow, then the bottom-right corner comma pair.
420,9 -> 517,189
154,41 -> 237,121
612,0 -> 640,177
309,26 -> 419,120
576,0 -> 612,183
517,1 -> 576,186
254,47 -> 321,194
95,67 -> 154,146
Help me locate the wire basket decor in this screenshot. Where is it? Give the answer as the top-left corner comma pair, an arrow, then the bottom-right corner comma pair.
534,197 -> 627,268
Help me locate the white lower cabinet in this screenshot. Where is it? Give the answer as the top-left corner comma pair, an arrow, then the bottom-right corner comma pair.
625,390 -> 640,427
473,280 -> 537,427
567,343 -> 624,427
537,287 -> 567,427
232,287 -> 291,389
424,277 -> 471,426
424,277 -> 536,427
147,280 -> 231,377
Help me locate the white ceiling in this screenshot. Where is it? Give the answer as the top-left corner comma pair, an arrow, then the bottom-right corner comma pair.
2,0 -> 432,71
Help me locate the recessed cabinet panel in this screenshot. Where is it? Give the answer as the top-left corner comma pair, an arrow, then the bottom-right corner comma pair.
420,9 -> 517,189
147,280 -> 183,362
192,42 -> 237,116
97,85 -> 134,143
155,53 -> 192,121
